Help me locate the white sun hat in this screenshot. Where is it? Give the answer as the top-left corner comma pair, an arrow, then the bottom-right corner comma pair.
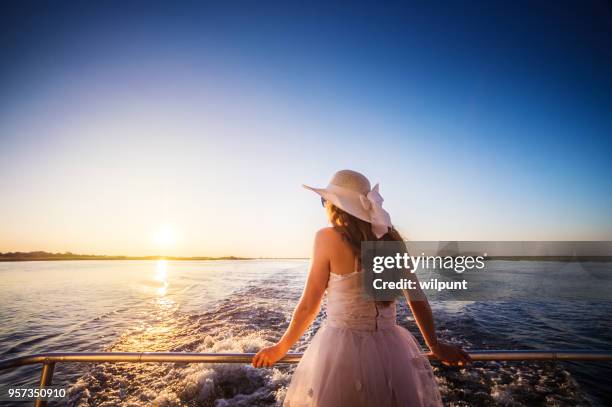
303,170 -> 392,238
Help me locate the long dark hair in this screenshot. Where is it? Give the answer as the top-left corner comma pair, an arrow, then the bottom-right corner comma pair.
326,203 -> 404,305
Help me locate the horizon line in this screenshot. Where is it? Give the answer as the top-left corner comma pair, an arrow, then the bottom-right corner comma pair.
0,251 -> 308,262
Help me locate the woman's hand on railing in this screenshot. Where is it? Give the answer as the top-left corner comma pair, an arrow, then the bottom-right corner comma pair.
429,342 -> 471,367
252,343 -> 288,368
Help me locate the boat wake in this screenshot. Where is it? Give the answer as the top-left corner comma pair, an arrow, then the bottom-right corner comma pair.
65,277 -> 591,406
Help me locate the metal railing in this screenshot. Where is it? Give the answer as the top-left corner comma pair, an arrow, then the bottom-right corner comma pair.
1,350 -> 611,407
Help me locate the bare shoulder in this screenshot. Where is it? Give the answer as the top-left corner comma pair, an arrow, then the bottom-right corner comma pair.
313,227 -> 345,251
314,227 -> 343,244
314,227 -> 354,273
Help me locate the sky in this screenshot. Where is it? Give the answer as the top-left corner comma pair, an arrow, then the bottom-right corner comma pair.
1,1 -> 611,257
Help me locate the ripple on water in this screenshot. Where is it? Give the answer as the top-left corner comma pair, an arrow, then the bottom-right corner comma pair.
0,260 -> 610,406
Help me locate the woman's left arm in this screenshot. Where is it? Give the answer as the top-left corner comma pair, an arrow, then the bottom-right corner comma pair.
252,228 -> 331,368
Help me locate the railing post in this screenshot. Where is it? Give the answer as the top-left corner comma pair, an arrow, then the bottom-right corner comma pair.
34,361 -> 55,407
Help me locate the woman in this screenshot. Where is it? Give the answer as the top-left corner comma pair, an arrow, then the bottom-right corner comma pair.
253,170 -> 470,406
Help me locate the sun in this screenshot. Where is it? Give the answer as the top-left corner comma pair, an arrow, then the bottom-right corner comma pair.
153,224 -> 176,248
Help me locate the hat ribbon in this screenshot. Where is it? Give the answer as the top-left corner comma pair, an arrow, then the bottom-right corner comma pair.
359,183 -> 392,238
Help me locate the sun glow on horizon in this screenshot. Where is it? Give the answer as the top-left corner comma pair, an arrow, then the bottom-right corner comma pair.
152,224 -> 177,251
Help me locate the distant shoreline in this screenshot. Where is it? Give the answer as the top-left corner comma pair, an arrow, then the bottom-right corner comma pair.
0,251 -> 307,262
486,256 -> 612,262
0,251 -> 609,263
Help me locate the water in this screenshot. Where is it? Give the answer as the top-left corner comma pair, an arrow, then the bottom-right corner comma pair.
0,260 -> 611,406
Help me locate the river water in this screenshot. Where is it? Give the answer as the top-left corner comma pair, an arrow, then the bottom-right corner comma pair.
0,260 -> 611,406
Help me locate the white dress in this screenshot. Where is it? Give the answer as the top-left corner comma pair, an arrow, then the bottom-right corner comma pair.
283,270 -> 443,407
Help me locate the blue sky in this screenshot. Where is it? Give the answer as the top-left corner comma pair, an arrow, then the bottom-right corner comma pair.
1,1 -> 611,256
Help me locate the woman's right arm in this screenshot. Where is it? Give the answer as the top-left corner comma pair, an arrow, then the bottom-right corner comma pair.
252,228 -> 331,368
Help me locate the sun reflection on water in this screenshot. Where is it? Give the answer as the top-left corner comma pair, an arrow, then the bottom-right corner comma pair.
106,259 -> 180,353
154,259 -> 169,296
